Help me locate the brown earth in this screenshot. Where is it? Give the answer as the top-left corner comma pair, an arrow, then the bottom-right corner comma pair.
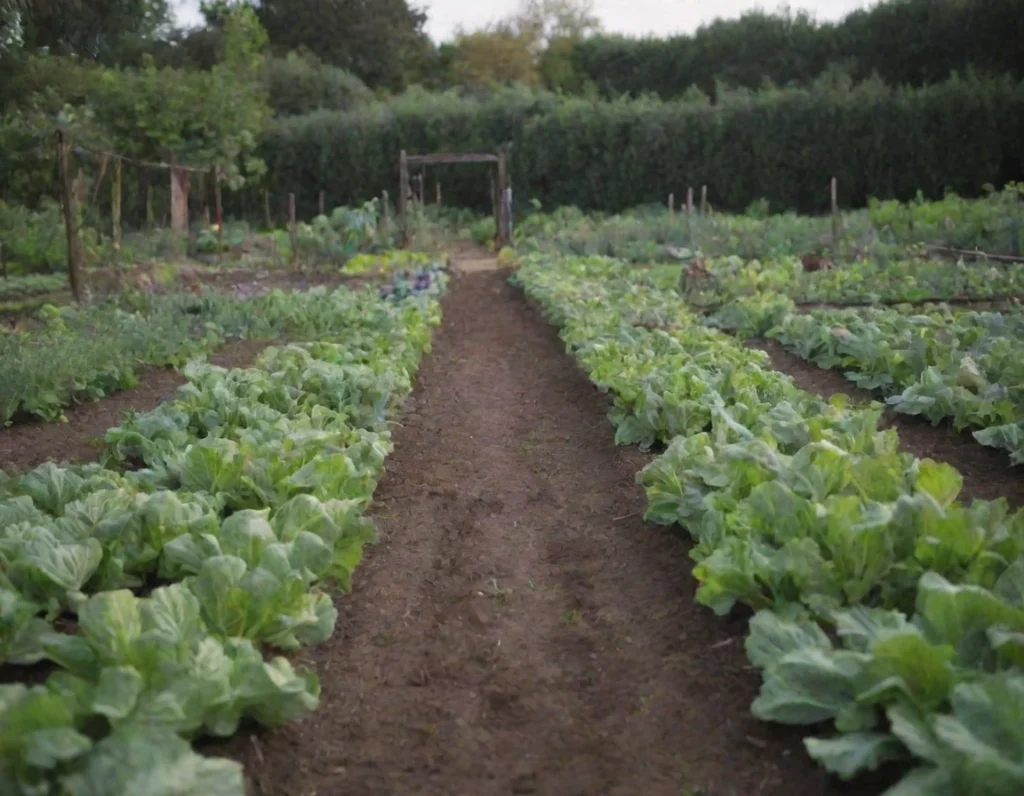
219,262 -> 884,796
0,338 -> 268,473
750,338 -> 1024,507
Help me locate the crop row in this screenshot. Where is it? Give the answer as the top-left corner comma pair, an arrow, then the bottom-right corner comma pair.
670,255 -> 1024,308
512,254 -> 1024,795
767,305 -> 1024,464
0,274 -> 69,301
0,270 -> 446,794
0,254 -> 445,427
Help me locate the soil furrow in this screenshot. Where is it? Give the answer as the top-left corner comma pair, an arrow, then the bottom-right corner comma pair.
750,337 -> 1024,507
0,338 -> 269,472
222,262 -> 883,796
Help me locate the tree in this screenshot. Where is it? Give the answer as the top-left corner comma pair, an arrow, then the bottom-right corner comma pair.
447,0 -> 600,90
513,0 -> 600,51
450,23 -> 539,88
15,0 -> 170,61
204,0 -> 431,90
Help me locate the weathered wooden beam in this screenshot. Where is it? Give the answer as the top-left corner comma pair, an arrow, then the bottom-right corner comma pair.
406,153 -> 499,166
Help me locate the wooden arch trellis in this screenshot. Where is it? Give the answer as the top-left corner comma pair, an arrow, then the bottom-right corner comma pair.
398,149 -> 512,248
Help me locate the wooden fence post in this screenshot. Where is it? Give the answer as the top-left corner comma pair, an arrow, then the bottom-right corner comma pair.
831,177 -> 841,251
169,154 -> 189,233
497,149 -> 509,247
686,187 -> 694,215
435,181 -> 442,206
263,188 -> 272,229
213,166 -> 224,260
111,159 -> 122,245
398,150 -> 409,247
56,131 -> 85,303
668,193 -> 675,218
288,192 -> 298,268
700,185 -> 708,215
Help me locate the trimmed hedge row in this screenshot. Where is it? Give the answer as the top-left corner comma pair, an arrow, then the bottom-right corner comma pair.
569,0 -> 1024,100
258,76 -> 1024,219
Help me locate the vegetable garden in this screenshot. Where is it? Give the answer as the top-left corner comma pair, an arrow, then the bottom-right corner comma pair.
3,185 -> 1024,796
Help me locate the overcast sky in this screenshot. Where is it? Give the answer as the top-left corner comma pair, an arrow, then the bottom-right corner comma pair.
170,0 -> 875,41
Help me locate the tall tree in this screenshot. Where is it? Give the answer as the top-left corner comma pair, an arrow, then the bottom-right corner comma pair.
204,0 -> 430,90
15,0 -> 169,61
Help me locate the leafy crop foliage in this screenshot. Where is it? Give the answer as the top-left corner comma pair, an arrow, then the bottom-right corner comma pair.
0,268 -> 447,793
513,254 -> 1024,794
262,74 -> 1024,218
771,306 -> 1024,464
511,186 -> 1024,263
0,274 -> 68,301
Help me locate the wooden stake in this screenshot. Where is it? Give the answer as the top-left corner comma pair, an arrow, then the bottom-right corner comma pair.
288,192 -> 298,268
668,193 -> 675,218
398,150 -> 409,247
56,131 -> 85,303
381,190 -> 390,239
169,154 -> 190,233
497,149 -> 509,246
213,167 -> 224,260
686,187 -> 694,215
435,181 -> 442,206
831,177 -> 841,250
319,190 -> 325,217
700,185 -> 708,215
490,173 -> 498,228
111,159 -> 122,245
416,173 -> 425,205
263,188 -> 272,229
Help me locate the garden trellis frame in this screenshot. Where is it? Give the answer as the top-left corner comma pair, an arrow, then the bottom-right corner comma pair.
398,149 -> 511,248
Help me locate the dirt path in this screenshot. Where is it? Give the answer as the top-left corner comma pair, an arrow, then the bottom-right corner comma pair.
750,338 -> 1024,507
227,263 -> 883,796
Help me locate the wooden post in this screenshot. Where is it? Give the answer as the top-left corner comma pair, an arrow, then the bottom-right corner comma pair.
288,192 -> 298,268
435,181 -> 442,206
831,177 -> 840,251
111,159 -> 122,245
169,155 -> 189,233
56,131 -> 85,303
381,190 -> 390,240
398,150 -> 409,247
319,190 -> 325,217
497,149 -> 509,247
416,173 -> 425,205
213,167 -> 224,260
686,187 -> 694,215
668,193 -> 675,218
490,173 -> 498,229
700,185 -> 708,215
263,188 -> 272,229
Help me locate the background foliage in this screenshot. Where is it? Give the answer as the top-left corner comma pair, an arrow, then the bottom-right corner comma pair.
260,74 -> 1024,218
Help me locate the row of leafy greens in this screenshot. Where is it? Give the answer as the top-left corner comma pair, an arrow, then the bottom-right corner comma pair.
512,253 -> 1024,795
766,304 -> 1024,465
0,270 -> 446,795
0,253 -> 443,427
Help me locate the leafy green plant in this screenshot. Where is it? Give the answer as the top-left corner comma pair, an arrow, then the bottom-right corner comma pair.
512,252 -> 1024,795
0,268 -> 447,794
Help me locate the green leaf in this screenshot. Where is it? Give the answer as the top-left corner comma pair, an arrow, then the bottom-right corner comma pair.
61,725 -> 244,796
804,733 -> 905,780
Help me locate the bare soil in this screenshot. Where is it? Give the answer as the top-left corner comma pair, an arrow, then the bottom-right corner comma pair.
0,339 -> 268,472
750,338 -> 1024,507
218,263 -> 884,796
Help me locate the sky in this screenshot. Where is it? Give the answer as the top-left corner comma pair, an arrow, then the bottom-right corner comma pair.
170,0 -> 875,41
